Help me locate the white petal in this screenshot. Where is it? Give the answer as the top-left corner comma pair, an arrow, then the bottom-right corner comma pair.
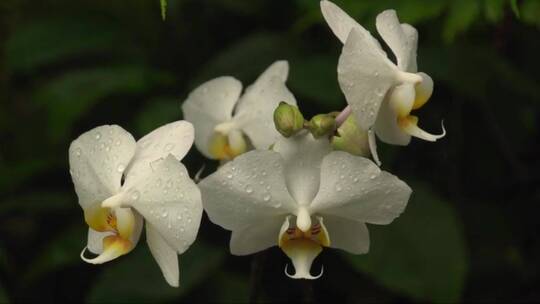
368,129 -> 382,166
376,10 -> 418,72
251,60 -> 289,84
182,77 -> 243,158
234,76 -> 297,150
199,150 -> 297,231
311,151 -> 411,224
147,223 -> 180,287
374,98 -> 411,146
338,28 -> 401,131
322,215 -> 369,254
273,132 -> 332,206
320,0 -> 383,53
401,24 -> 418,72
69,125 -> 136,210
123,156 -> 203,253
229,217 -> 284,255
123,121 -> 194,188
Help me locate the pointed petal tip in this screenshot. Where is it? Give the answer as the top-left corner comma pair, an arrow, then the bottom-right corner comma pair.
284,264 -> 324,280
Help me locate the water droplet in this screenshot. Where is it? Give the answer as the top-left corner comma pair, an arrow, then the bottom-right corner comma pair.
340,175 -> 345,180
95,132 -> 102,140
370,175 -> 376,180
187,217 -> 192,223
117,164 -> 125,173
353,177 -> 359,183
162,211 -> 169,218
261,170 -> 267,176
245,185 -> 253,194
131,191 -> 140,201
115,140 -> 121,146
75,148 -> 82,157
263,194 -> 271,202
335,185 -> 342,192
227,174 -> 233,179
164,143 -> 174,152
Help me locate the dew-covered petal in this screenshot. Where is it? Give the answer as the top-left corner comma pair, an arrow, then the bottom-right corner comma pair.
311,151 -> 411,224
234,76 -> 297,150
273,132 -> 332,206
229,216 -> 285,255
69,125 -> 136,210
199,150 -> 296,231
376,10 -> 418,72
123,155 -> 203,253
374,95 -> 411,146
338,28 -> 401,131
182,77 -> 243,158
146,222 -> 180,287
322,215 -> 369,254
124,121 -> 194,188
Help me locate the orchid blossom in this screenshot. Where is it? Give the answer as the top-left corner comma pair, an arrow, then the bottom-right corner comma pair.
200,132 -> 411,279
321,0 -> 445,165
182,61 -> 297,162
68,121 -> 203,286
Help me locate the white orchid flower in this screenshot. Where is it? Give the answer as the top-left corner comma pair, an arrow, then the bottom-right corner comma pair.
321,1 -> 445,165
200,132 -> 411,279
182,61 -> 297,161
68,121 -> 203,287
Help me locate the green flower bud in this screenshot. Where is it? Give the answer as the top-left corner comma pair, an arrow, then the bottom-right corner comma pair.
308,114 -> 336,138
273,102 -> 305,137
331,115 -> 370,157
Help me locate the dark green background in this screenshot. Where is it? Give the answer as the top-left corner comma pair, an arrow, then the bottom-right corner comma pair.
0,0 -> 539,302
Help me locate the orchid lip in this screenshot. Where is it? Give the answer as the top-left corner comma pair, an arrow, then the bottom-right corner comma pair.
284,263 -> 324,280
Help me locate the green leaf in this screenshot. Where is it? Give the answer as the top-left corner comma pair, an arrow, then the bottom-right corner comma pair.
522,0 -> 540,27
5,17 -> 127,73
484,0 -> 505,22
33,65 -> 172,141
23,224 -> 86,282
443,0 -> 480,43
345,183 -> 468,302
510,0 -> 520,18
87,241 -> 227,302
160,0 -> 167,20
0,159 -> 54,193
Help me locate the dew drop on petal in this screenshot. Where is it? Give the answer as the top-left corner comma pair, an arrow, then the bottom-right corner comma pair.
117,164 -> 126,173
164,143 -> 174,152
95,132 -> 102,140
245,185 -> 253,194
263,194 -> 271,202
131,191 -> 140,201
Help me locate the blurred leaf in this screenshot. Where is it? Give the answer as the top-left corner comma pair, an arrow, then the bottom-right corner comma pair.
484,0 -> 505,22
88,241 -> 227,302
0,159 -> 54,194
0,191 -> 73,215
210,0 -> 266,14
510,0 -> 520,18
195,33 -> 297,85
33,65 -> 173,141
289,55 -> 343,111
160,0 -> 167,20
345,183 -> 468,302
5,17 -> 127,73
522,0 -> 540,27
135,97 -> 182,136
24,225 -> 86,282
443,0 -> 480,43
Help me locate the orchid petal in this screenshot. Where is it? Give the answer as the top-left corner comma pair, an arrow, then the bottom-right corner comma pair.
311,151 -> 411,224
250,60 -> 289,85
80,235 -> 132,264
124,155 -> 202,253
413,72 -> 433,110
273,132 -> 332,206
229,217 -> 285,255
399,116 -> 446,142
376,10 -> 418,72
69,125 -> 136,210
86,212 -> 143,254
338,28 -> 401,131
146,223 -> 180,287
182,77 -> 243,158
320,0 -> 384,54
199,150 -> 296,231
322,215 -> 369,254
124,121 -> 194,188
367,129 -> 382,166
235,76 -> 297,150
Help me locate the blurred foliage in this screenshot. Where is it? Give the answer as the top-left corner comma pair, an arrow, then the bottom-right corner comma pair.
1,0 -> 539,302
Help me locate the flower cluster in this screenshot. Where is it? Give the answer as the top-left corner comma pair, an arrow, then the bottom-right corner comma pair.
68,1 -> 444,286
